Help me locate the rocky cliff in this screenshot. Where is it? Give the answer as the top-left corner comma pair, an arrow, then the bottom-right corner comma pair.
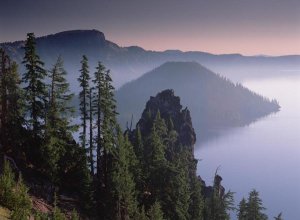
131,89 -> 225,201
135,89 -> 196,149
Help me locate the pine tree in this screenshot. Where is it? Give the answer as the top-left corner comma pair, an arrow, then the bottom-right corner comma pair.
145,111 -> 167,172
204,174 -> 235,220
0,50 -> 24,151
92,62 -> 106,179
137,206 -> 149,220
246,190 -> 268,220
101,69 -> 118,153
78,55 -> 90,149
0,48 -> 9,141
89,87 -> 94,175
237,198 -> 248,220
0,160 -> 32,220
22,33 -> 47,135
132,126 -> 144,203
112,129 -> 138,220
6,62 -> 24,129
142,112 -> 169,212
44,56 -> 75,181
147,201 -> 165,220
52,193 -> 67,220
188,173 -> 203,220
92,63 -> 119,218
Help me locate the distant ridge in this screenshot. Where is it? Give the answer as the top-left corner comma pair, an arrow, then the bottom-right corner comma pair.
1,29 -> 300,90
116,61 -> 280,143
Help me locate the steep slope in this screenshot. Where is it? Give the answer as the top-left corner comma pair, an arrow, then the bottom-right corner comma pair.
116,62 -> 280,143
1,30 -> 300,90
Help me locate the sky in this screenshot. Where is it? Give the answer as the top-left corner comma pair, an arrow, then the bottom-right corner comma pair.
1,0 -> 300,55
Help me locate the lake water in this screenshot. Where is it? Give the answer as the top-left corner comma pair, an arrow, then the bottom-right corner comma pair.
195,75 -> 300,219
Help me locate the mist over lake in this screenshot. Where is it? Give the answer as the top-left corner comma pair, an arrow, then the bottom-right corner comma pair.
196,74 -> 300,219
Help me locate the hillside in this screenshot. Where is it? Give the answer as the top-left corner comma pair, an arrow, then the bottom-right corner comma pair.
116,62 -> 280,143
1,30 -> 300,90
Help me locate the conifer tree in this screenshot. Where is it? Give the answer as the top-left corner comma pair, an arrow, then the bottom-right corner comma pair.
112,129 -> 138,220
89,87 -> 94,175
92,62 -> 119,218
137,206 -> 148,220
0,50 -> 24,151
145,111 -> 167,171
22,33 -> 47,135
101,69 -> 118,153
44,56 -> 75,181
0,160 -> 32,220
188,173 -> 204,220
92,62 -> 106,177
246,190 -> 268,220
131,126 -> 144,202
237,198 -> 248,220
147,201 -> 165,220
142,112 -> 169,211
204,174 -> 235,220
78,55 -> 90,149
0,48 -> 9,139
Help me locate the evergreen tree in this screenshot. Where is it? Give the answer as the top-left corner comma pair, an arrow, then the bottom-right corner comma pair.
52,193 -> 66,220
136,206 -> 148,220
0,50 -> 24,152
132,126 -> 144,203
101,69 -> 118,154
112,129 -> 138,220
147,201 -> 165,220
204,174 -> 235,220
246,190 -> 268,220
22,33 -> 47,135
142,112 -> 169,214
89,87 -> 94,175
92,62 -> 106,179
0,48 -> 9,144
237,198 -> 248,220
168,151 -> 191,220
92,63 -> 119,218
44,56 -> 75,182
188,174 -> 204,220
0,160 -> 32,220
78,55 -> 90,149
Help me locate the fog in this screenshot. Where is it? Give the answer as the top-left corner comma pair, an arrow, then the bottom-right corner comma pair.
195,74 -> 300,219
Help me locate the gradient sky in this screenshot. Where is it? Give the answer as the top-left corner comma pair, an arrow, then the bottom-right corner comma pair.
1,0 -> 300,55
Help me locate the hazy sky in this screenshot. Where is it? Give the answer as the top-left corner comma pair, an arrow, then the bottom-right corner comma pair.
1,0 -> 300,55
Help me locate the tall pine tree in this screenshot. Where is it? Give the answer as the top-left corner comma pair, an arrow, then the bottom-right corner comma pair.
22,33 -> 47,136
44,56 -> 75,181
0,49 -> 24,157
78,55 -> 90,149
112,129 -> 139,220
92,62 -> 106,178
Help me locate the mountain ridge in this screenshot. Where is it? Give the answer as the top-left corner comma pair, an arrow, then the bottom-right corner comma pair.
1,29 -> 300,90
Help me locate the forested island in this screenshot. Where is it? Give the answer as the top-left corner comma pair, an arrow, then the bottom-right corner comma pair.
0,33 -> 283,220
116,61 -> 280,141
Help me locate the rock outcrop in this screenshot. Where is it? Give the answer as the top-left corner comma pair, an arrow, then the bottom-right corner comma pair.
132,89 -> 226,201
135,89 -> 196,149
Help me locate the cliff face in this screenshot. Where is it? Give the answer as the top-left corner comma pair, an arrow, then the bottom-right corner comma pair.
136,89 -> 196,149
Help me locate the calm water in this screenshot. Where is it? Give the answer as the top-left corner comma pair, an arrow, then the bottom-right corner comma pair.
195,75 -> 300,219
